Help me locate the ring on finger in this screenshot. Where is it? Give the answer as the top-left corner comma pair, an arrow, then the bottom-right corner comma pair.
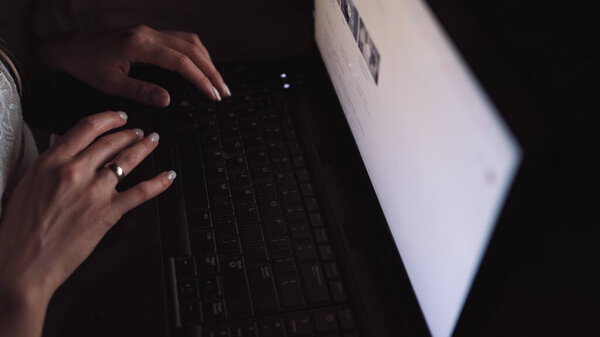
105,163 -> 126,182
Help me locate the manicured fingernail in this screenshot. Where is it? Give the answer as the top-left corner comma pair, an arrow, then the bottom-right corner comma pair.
211,86 -> 222,101
167,170 -> 177,181
133,128 -> 144,137
148,132 -> 160,142
223,84 -> 232,97
151,89 -> 170,107
118,111 -> 128,120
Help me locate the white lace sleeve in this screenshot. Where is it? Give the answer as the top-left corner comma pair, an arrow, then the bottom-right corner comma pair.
0,61 -> 38,217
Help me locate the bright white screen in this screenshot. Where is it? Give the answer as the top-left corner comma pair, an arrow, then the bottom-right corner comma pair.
315,1 -> 522,337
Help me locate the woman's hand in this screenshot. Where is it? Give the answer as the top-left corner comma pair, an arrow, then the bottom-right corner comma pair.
38,25 -> 230,107
0,111 -> 175,337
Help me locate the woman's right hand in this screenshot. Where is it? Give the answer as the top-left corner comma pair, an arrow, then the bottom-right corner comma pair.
0,111 -> 175,337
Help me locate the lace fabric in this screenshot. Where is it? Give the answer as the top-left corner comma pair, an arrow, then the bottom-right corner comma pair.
0,59 -> 38,216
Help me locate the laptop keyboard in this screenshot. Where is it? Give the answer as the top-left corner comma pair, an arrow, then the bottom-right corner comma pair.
161,65 -> 359,336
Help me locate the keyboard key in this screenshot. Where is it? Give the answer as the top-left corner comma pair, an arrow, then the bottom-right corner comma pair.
190,230 -> 216,253
288,141 -> 302,155
314,310 -> 339,332
300,263 -> 330,304
188,211 -> 212,228
196,254 -> 219,274
268,237 -> 291,255
271,255 -> 296,274
263,216 -> 286,235
330,280 -> 348,302
231,324 -> 257,337
223,139 -> 244,155
284,205 -> 307,222
201,135 -> 222,152
277,276 -> 305,308
259,198 -> 281,216
222,125 -> 241,138
175,257 -> 196,278
244,242 -> 267,261
289,222 -> 312,241
308,212 -> 324,227
203,299 -> 226,321
216,235 -> 241,255
179,301 -> 201,325
319,245 -> 335,261
244,135 -> 263,149
248,264 -> 279,313
338,308 -> 357,331
208,181 -> 231,199
230,170 -> 251,187
280,188 -> 301,204
300,183 -> 314,197
251,165 -> 273,181
239,223 -> 263,241
258,320 -> 285,337
292,155 -> 306,168
177,279 -> 199,300
324,263 -> 340,278
275,172 -> 296,186
198,276 -> 220,299
205,150 -> 226,164
254,181 -> 277,197
304,197 -> 319,212
236,204 -> 260,222
233,188 -> 255,204
220,257 -> 252,317
213,216 -> 238,235
314,228 -> 329,244
248,151 -> 269,165
271,156 -> 293,172
211,199 -> 234,217
262,127 -> 283,140
295,242 -> 318,260
286,316 -> 312,336
203,327 -> 230,337
296,168 -> 310,182
227,156 -> 248,170
206,164 -> 227,181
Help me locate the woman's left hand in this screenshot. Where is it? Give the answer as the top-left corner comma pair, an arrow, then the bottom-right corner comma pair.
38,25 -> 231,107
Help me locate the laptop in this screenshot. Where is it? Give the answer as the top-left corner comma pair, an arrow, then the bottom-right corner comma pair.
38,0 -> 537,336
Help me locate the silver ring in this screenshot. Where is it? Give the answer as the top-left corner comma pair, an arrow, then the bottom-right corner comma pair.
106,163 -> 126,181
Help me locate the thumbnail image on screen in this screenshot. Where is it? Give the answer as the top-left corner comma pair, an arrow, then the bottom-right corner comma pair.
337,0 -> 381,84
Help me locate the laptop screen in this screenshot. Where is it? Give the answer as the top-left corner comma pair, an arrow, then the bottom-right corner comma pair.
314,1 -> 522,337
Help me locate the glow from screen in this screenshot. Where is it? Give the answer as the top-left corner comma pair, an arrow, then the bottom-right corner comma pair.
315,1 -> 522,336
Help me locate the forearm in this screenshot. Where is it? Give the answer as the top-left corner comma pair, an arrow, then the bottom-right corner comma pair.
0,283 -> 50,337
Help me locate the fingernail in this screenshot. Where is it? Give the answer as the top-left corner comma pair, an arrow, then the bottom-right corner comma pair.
167,170 -> 177,181
133,128 -> 144,138
118,111 -> 128,120
223,84 -> 232,97
148,132 -> 160,142
151,89 -> 170,107
211,86 -> 222,101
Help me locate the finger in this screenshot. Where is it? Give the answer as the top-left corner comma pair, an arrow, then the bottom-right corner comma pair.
161,31 -> 211,59
97,132 -> 160,185
134,44 -> 222,102
77,128 -> 144,168
112,170 -> 177,214
105,74 -> 171,107
53,111 -> 128,157
157,31 -> 231,98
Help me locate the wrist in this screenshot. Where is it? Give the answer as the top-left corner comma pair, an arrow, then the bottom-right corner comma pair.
0,281 -> 50,322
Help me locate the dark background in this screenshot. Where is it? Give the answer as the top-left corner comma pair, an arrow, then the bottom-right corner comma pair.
2,0 -> 600,336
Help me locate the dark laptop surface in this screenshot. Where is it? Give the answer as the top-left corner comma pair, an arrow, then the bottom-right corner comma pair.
36,1 -> 555,337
